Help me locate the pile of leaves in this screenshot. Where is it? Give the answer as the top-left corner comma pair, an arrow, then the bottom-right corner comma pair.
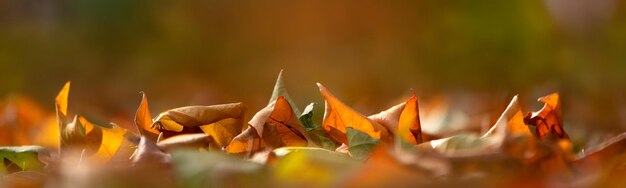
1,71 -> 625,187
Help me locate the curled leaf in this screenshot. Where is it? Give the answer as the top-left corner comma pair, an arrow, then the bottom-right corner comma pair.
152,103 -> 244,148
132,137 -> 170,165
157,133 -> 211,151
524,93 -> 569,140
227,97 -> 308,155
483,95 -> 533,143
317,83 -> 392,144
226,125 -> 263,155
134,92 -> 159,141
369,93 -> 423,144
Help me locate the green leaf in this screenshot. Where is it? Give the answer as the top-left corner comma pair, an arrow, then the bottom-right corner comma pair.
425,133 -> 490,154
299,103 -> 318,131
346,127 -> 379,160
298,103 -> 337,150
269,70 -> 301,117
171,149 -> 266,188
0,146 -> 47,174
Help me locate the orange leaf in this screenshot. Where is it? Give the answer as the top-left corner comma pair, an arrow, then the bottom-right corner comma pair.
134,92 -> 159,140
484,95 -> 532,140
524,93 -> 569,140
398,94 -> 422,144
226,125 -> 263,155
317,83 -> 392,144
227,96 -> 308,154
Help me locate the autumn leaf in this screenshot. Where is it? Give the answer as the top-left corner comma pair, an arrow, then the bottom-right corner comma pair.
317,83 -> 392,144
132,137 -> 170,165
134,92 -> 159,141
346,127 -> 379,160
524,93 -> 569,140
270,69 -> 301,116
227,97 -> 308,154
299,103 -> 337,150
151,103 -> 244,149
369,93 -> 424,144
0,146 -> 48,173
157,133 -> 211,151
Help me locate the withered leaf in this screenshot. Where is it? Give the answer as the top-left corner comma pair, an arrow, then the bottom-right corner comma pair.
132,137 -> 171,165
227,97 -> 308,155
152,103 -> 244,148
369,93 -> 423,144
134,92 -> 159,141
157,133 -> 211,151
524,93 -> 569,140
317,83 -> 392,144
483,95 -> 533,143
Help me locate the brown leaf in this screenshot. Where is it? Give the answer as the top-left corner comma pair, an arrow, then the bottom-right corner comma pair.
227,96 -> 308,155
524,93 -> 569,140
157,133 -> 211,151
317,83 -> 392,144
132,137 -> 170,165
152,103 -> 244,148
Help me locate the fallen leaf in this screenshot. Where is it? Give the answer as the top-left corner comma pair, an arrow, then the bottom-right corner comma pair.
227,97 -> 308,154
524,93 -> 569,140
299,103 -> 337,150
369,93 -> 424,144
134,92 -> 159,141
0,146 -> 48,173
132,137 -> 170,165
346,127 -> 379,160
157,133 -> 211,151
317,83 -> 392,144
152,103 -> 244,148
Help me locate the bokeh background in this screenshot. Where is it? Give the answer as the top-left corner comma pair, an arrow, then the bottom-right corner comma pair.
1,0 -> 625,136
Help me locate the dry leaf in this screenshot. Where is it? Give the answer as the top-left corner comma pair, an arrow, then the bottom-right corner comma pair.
152,103 -> 244,148
317,83 -> 392,144
134,92 -> 159,141
524,93 -> 569,140
227,97 -> 308,154
157,133 -> 211,151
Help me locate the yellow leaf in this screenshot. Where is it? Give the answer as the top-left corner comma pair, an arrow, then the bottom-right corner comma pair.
317,83 -> 391,144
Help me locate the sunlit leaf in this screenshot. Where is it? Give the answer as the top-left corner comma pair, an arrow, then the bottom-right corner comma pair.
524,93 -> 569,140
134,92 -> 159,141
227,97 -> 308,155
152,103 -> 244,148
317,83 -> 392,144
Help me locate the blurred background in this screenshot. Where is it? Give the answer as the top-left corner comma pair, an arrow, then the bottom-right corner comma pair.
1,0 -> 625,138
